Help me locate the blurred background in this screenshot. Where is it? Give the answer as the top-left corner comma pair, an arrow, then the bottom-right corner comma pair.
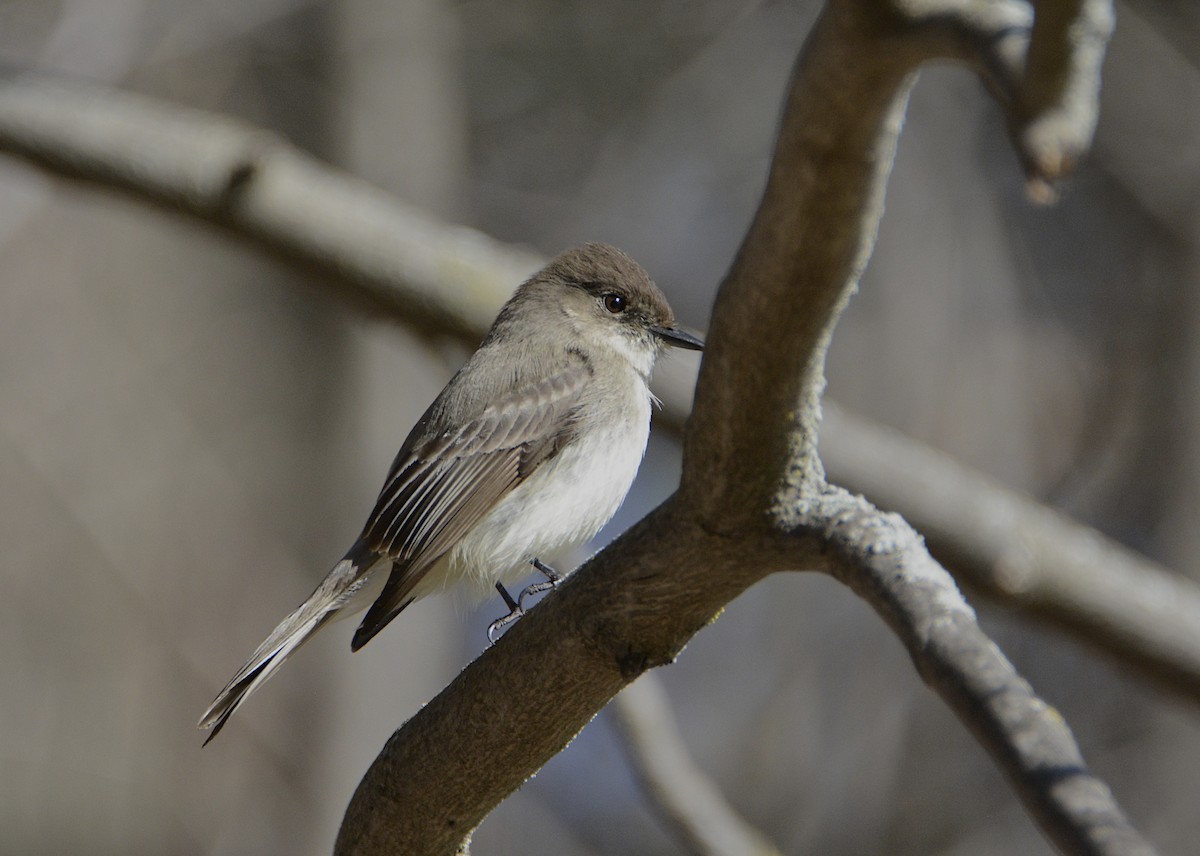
0,0 -> 1198,854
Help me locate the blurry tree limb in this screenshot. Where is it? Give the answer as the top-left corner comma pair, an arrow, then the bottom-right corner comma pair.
0,67 -> 540,338
822,401 -> 1200,700
0,0 -> 1170,852
1011,0 -> 1115,201
612,674 -> 782,856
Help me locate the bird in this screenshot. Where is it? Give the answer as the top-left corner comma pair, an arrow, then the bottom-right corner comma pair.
198,243 -> 703,743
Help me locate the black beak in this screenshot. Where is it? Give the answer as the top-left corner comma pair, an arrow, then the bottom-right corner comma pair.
650,325 -> 705,351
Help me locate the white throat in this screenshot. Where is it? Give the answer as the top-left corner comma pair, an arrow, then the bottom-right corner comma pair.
605,331 -> 658,381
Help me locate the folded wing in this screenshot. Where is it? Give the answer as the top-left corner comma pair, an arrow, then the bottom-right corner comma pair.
351,363 -> 590,649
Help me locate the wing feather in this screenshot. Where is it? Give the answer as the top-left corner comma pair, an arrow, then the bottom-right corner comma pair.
350,363 -> 590,649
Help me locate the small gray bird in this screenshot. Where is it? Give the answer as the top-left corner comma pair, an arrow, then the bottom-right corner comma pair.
198,243 -> 703,743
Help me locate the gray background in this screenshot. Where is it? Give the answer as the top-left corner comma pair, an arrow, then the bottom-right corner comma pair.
1,1 -> 1197,854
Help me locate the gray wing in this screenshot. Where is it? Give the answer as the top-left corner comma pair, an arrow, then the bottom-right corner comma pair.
350,363 -> 590,649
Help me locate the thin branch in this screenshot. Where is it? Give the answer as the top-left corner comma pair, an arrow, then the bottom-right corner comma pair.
3,69 -> 1192,708
663,355 -> 1200,710
612,674 -> 783,856
792,488 -> 1156,856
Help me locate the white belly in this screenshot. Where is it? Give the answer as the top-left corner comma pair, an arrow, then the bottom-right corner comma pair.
431,378 -> 652,600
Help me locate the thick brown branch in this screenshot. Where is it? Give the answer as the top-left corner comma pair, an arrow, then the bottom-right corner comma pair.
684,3 -> 918,518
334,503 -> 802,855
694,0 -> 1149,853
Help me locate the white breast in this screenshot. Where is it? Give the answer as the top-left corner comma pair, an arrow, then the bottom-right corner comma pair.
439,369 -> 653,600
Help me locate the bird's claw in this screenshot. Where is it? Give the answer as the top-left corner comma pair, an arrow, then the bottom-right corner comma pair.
487,560 -> 562,644
518,558 -> 562,608
487,607 -> 523,645
487,581 -> 523,645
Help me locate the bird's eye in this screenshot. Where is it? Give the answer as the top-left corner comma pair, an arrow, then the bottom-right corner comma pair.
603,293 -> 627,314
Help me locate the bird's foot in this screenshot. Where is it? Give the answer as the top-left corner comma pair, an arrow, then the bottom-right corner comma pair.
487,562 -> 563,644
487,581 -> 524,645
518,558 -> 562,608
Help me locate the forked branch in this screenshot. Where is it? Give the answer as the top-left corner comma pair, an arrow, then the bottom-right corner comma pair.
340,0 -> 1151,853
0,1 -> 1166,853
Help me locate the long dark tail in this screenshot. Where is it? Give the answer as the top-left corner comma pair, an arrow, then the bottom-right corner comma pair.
198,542 -> 378,744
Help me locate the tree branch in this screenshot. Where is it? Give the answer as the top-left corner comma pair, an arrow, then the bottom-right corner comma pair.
338,0 -> 1152,852
611,674 -> 783,856
681,1 -> 1148,853
0,67 -> 540,338
822,401 -> 1200,702
789,487 -> 1155,856
333,504 -> 797,855
1013,0 -> 1115,201
3,66 -> 1193,712
0,2 -> 1173,852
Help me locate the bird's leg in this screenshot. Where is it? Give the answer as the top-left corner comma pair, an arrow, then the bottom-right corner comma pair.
487,563 -> 562,643
518,558 -> 562,608
487,581 -> 524,645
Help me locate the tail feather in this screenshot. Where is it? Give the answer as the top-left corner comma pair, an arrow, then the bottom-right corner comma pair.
198,543 -> 381,744
199,612 -> 332,745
